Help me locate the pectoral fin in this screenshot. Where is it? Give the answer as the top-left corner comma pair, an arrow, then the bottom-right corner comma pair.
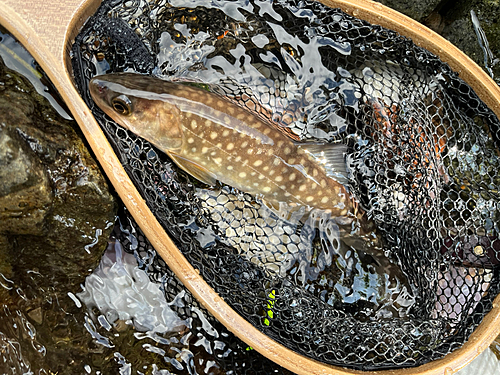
298,142 -> 349,184
167,152 -> 218,186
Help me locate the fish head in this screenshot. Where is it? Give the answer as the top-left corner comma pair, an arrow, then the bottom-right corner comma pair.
89,73 -> 183,151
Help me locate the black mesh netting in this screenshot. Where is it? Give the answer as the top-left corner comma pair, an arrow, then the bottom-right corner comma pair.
71,0 -> 500,371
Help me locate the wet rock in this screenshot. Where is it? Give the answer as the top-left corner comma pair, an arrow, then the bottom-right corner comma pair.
440,0 -> 500,82
374,0 -> 442,22
0,125 -> 52,235
0,57 -> 117,294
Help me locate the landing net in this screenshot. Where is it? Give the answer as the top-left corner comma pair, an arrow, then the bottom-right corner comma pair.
72,0 -> 500,370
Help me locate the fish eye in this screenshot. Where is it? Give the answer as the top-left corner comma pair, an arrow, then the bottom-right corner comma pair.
111,95 -> 133,115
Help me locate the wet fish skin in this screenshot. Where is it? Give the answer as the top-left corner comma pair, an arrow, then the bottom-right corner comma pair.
89,73 -> 352,215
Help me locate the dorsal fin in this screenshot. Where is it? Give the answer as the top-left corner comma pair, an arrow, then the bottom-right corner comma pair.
171,77 -> 303,142
208,79 -> 303,142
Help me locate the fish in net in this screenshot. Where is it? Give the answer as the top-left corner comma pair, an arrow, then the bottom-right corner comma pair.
71,0 -> 500,370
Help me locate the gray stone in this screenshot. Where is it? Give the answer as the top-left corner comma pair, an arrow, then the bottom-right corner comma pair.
374,0 -> 442,22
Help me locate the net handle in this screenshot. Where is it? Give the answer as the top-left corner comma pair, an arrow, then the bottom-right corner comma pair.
1,0 -> 499,374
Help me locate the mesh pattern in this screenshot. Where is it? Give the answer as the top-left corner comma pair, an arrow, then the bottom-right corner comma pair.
71,0 -> 500,370
113,207 -> 293,374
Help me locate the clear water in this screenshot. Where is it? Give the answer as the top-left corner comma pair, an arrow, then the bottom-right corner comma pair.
470,10 -> 500,86
0,25 -> 72,120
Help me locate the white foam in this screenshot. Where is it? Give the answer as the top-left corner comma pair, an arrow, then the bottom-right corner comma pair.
78,241 -> 186,334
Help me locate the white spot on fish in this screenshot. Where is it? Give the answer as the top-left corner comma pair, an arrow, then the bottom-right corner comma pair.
299,184 -> 307,192
191,120 -> 197,129
263,186 -> 271,192
222,129 -> 230,137
275,176 -> 283,182
306,196 -> 314,202
289,173 -> 296,181
210,132 -> 218,140
321,196 -> 329,204
187,138 -> 195,144
227,165 -> 233,170
213,157 -> 222,164
226,143 -> 234,151
202,147 -> 209,154
239,172 -> 247,178
253,160 -> 263,167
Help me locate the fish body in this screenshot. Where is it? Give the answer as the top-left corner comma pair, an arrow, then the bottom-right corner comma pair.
89,73 -> 352,215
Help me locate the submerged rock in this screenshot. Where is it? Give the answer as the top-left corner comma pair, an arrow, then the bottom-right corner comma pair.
0,46 -> 117,374
0,56 -> 117,294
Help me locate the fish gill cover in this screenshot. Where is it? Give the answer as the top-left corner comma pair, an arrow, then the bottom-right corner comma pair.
71,0 -> 500,371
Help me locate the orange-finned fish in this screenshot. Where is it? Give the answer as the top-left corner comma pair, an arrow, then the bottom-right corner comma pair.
89,73 -> 354,216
